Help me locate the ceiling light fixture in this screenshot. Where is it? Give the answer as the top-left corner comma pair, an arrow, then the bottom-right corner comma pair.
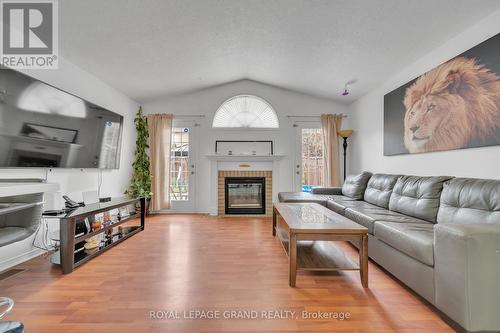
341,80 -> 356,96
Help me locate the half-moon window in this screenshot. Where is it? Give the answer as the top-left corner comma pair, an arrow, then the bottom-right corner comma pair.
212,95 -> 279,128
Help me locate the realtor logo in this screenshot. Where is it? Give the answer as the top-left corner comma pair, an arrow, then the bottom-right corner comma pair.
1,0 -> 58,69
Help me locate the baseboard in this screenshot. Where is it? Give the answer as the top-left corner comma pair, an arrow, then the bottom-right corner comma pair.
0,248 -> 45,273
150,211 -> 210,215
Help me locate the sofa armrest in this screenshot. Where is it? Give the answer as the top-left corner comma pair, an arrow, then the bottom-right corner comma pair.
434,222 -> 500,332
310,187 -> 342,195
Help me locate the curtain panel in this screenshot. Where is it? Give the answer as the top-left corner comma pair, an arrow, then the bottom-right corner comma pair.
320,114 -> 343,187
147,113 -> 173,211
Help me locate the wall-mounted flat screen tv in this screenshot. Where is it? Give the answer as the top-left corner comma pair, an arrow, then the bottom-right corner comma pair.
0,68 -> 123,168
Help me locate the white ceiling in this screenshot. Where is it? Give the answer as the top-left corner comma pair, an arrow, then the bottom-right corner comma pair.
60,0 -> 500,103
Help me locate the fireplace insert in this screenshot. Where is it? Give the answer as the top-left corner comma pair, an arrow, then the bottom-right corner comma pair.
225,177 -> 265,214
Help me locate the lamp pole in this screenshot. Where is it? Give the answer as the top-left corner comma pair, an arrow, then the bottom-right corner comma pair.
342,136 -> 348,181
337,129 -> 353,182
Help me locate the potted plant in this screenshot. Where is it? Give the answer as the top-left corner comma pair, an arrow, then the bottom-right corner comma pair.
126,106 -> 153,214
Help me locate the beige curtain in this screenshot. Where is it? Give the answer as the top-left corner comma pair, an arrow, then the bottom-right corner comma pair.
147,113 -> 173,211
321,114 -> 343,187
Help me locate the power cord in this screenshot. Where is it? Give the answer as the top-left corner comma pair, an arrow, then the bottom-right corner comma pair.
32,218 -> 58,254
97,169 -> 103,198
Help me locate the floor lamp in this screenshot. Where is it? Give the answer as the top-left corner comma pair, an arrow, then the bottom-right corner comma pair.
338,129 -> 353,181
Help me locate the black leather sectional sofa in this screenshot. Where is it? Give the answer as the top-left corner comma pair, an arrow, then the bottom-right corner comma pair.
278,172 -> 500,332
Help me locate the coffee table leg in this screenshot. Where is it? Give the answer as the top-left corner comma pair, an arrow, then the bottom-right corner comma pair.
289,233 -> 297,287
360,234 -> 368,288
272,206 -> 277,236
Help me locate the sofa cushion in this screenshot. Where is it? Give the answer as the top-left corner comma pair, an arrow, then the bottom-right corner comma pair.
311,187 -> 342,195
341,171 -> 372,199
277,192 -> 329,206
326,195 -> 359,214
437,178 -> 500,224
344,202 -> 429,234
389,175 -> 453,223
374,221 -> 435,266
363,174 -> 400,208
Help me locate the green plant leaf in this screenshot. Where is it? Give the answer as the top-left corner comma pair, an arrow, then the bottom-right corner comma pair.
127,106 -> 152,199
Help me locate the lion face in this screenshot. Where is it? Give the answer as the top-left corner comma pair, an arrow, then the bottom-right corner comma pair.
404,94 -> 469,153
402,57 -> 500,154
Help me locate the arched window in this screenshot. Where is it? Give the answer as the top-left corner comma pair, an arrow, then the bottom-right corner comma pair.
212,95 -> 279,128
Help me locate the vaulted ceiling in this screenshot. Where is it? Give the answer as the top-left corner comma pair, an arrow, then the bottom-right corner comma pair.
60,0 -> 500,103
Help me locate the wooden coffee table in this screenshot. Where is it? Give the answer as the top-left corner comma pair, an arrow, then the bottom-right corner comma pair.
272,202 -> 369,288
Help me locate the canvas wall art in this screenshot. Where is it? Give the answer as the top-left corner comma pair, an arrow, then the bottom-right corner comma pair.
384,33 -> 500,156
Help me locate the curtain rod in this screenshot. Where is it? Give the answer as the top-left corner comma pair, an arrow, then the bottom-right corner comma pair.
286,114 -> 348,118
174,115 -> 206,118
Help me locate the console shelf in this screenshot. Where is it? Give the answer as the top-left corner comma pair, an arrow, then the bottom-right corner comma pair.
74,226 -> 142,268
58,197 -> 145,274
74,214 -> 138,243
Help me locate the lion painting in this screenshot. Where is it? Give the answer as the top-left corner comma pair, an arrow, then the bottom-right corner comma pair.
403,56 -> 500,153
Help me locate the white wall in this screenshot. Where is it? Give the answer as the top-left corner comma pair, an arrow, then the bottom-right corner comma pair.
0,57 -> 139,271
144,79 -> 349,213
348,9 -> 500,179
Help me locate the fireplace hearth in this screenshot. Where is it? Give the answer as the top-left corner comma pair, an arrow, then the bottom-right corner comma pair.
225,177 -> 265,215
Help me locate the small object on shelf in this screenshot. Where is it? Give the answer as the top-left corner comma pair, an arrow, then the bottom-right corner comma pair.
42,209 -> 67,216
84,247 -> 99,255
109,208 -> 119,222
99,197 -> 111,202
75,219 -> 91,238
63,195 -> 85,209
103,211 -> 110,223
118,207 -> 130,219
84,235 -> 100,250
84,217 -> 91,232
91,220 -> 101,231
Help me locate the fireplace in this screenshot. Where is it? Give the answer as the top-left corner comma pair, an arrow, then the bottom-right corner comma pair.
225,177 -> 265,215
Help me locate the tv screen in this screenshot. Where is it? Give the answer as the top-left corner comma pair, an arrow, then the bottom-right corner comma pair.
0,69 -> 123,168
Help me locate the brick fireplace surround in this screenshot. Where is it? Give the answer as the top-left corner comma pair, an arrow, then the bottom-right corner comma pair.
218,170 -> 272,216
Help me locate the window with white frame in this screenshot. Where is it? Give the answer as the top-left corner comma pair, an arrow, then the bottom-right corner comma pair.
301,128 -> 324,192
212,95 -> 279,128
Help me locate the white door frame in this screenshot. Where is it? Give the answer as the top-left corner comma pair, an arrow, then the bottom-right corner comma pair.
166,119 -> 199,213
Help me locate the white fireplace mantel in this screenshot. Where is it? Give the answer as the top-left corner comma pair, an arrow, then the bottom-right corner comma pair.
205,154 -> 285,162
207,154 -> 285,215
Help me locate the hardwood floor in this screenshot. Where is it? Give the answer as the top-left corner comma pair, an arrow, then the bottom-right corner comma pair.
1,215 -> 454,332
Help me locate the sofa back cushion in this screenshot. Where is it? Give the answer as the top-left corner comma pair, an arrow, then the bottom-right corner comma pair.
341,172 -> 372,199
389,175 -> 453,223
363,174 -> 401,208
437,178 -> 500,224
